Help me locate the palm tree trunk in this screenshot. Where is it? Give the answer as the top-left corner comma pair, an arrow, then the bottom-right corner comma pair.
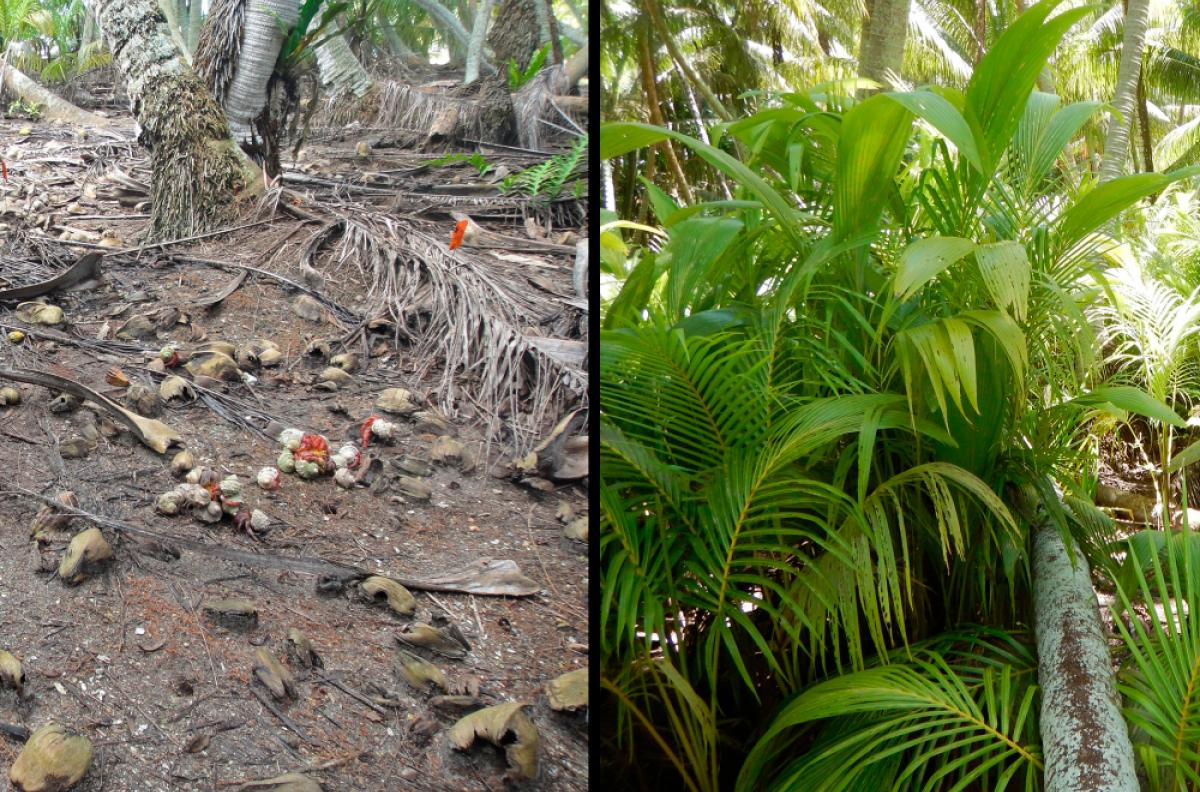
487,0 -> 540,71
315,24 -> 373,98
1098,0 -> 1151,182
156,0 -> 191,60
464,0 -> 493,84
1033,520 -> 1138,791
972,0 -> 986,64
412,0 -> 470,51
1136,67 -> 1153,173
214,0 -> 300,144
637,22 -> 693,205
378,15 -> 417,61
186,0 -> 203,52
858,0 -> 910,88
642,0 -> 731,122
90,0 -> 252,239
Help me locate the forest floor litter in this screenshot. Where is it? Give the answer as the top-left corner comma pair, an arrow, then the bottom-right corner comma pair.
0,76 -> 588,792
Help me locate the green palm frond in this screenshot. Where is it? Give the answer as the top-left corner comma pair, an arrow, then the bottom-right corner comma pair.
738,628 -> 1042,792
1112,529 -> 1200,790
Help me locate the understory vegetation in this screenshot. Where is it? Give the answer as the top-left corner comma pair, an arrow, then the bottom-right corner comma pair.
600,0 -> 1200,787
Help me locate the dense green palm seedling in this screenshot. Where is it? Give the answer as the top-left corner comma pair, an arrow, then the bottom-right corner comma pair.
600,0 -> 1200,786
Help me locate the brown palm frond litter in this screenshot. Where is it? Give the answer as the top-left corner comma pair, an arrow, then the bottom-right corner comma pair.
328,216 -> 586,452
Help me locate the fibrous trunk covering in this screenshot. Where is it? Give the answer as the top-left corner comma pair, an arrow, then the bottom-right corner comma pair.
1033,522 -> 1138,791
91,0 -> 247,239
488,0 -> 541,71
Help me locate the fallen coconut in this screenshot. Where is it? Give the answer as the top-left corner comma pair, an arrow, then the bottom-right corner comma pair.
235,344 -> 260,371
376,388 -> 418,415
359,576 -> 416,616
232,772 -> 321,792
285,628 -> 322,671
9,722 -> 93,792
253,648 -> 296,701
395,618 -> 469,659
15,301 -> 64,326
563,518 -> 587,542
430,436 -> 464,465
319,366 -> 351,386
185,352 -> 241,382
171,450 -> 195,477
330,352 -> 358,373
159,375 -> 196,402
47,394 -> 78,413
0,649 -> 24,694
545,668 -> 588,711
58,528 -> 113,585
114,314 -> 157,340
397,476 -> 432,500
292,295 -> 323,322
447,702 -> 539,782
395,648 -> 446,692
125,383 -> 162,416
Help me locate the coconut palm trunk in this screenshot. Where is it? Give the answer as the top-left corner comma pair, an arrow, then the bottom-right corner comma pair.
186,0 -> 203,52
411,0 -> 470,51
379,17 -> 417,61
315,23 -> 372,98
858,0 -> 911,88
220,0 -> 299,143
488,0 -> 540,71
1098,0 -> 1151,182
464,0 -> 494,84
90,0 -> 251,239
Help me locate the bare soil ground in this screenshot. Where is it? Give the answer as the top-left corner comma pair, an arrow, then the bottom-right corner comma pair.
0,91 -> 589,791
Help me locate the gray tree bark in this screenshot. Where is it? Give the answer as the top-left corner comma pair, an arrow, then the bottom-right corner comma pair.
219,0 -> 299,143
186,0 -> 203,52
156,0 -> 191,60
1098,0 -> 1152,182
90,0 -> 251,238
857,0 -> 911,89
315,23 -> 372,98
464,0 -> 494,84
1033,521 -> 1138,792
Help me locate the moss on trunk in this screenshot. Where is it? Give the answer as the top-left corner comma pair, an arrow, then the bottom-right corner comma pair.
93,0 -> 253,240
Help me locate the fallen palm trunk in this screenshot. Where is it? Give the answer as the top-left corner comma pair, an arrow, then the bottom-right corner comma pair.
0,368 -> 182,454
0,60 -> 112,127
1033,517 -> 1137,791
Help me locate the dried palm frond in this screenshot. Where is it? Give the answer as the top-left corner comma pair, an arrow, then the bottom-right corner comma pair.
193,0 -> 247,107
375,81 -> 515,148
328,216 -> 585,451
512,63 -> 583,150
